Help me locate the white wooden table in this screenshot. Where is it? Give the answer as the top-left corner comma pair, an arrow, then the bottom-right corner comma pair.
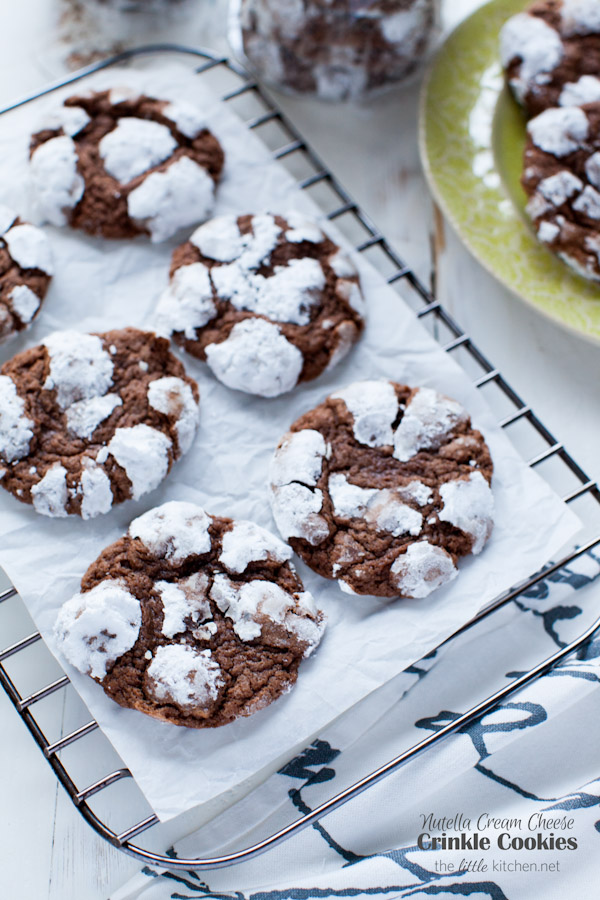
0,1 -> 598,897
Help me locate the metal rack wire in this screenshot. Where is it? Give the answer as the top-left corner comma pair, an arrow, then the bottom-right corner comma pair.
1,45 -> 599,872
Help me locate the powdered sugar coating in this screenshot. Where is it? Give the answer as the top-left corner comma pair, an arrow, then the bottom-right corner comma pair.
4,224 -> 53,275
156,576 -> 212,638
398,480 -> 433,506
390,541 -> 458,599
439,471 -> 495,555
146,645 -> 223,710
44,104 -> 91,137
155,264 -> 216,339
163,100 -> 206,139
66,393 -> 122,439
332,380 -> 399,447
191,215 -> 254,262
527,106 -> 589,157
79,462 -> 113,519
559,75 -> 600,106
393,387 -> 468,462
129,500 -> 212,563
205,318 -> 304,398
212,256 -> 325,326
220,520 -> 292,574
31,463 -> 68,517
270,482 -> 330,545
147,376 -> 200,455
54,579 -> 142,679
128,156 -> 216,242
561,0 -> 600,36
9,286 -> 40,325
30,135 -> 85,226
328,473 -> 423,537
538,220 -> 561,242
192,213 -> 281,267
374,494 -> 424,537
573,184 -> 600,218
269,429 -> 328,488
285,212 -> 325,243
499,13 -> 563,103
43,331 -> 114,410
107,424 -> 171,500
210,573 -> 322,652
328,472 -> 377,519
538,170 -> 583,205
99,117 -> 178,184
0,375 -> 34,462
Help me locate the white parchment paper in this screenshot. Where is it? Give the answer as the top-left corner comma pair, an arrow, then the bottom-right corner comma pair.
0,65 -> 581,821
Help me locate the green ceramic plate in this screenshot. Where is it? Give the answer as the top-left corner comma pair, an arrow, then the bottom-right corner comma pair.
419,0 -> 600,344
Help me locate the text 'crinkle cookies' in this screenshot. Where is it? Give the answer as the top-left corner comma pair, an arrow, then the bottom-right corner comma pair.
54,501 -> 325,728
0,328 -> 199,518
29,89 -> 224,242
155,212 -> 365,397
269,380 -> 494,598
522,103 -> 600,281
500,0 -> 600,117
0,205 -> 53,343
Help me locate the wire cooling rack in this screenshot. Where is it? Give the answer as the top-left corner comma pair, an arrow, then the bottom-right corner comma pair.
1,45 -> 600,872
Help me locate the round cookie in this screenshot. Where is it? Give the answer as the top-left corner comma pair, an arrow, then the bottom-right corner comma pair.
0,205 -> 53,343
521,102 -> 600,281
154,212 -> 365,397
500,0 -> 600,117
53,501 -> 325,728
269,380 -> 494,598
29,89 -> 225,242
0,327 -> 199,518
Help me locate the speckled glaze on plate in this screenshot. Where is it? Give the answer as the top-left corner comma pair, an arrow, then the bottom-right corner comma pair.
419,0 -> 600,345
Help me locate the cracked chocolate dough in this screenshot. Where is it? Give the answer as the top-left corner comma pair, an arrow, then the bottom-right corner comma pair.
501,0 -> 600,117
154,212 -> 365,397
0,327 -> 199,518
54,501 -> 326,727
522,102 -> 600,281
0,205 -> 53,343
238,0 -> 436,102
29,88 -> 224,241
269,379 -> 494,598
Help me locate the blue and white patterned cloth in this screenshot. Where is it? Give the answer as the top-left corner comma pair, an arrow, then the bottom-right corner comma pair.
112,548 -> 600,900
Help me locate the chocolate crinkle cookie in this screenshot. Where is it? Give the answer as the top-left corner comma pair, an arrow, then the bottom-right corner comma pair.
269,380 -> 494,599
0,327 -> 199,518
155,212 -> 365,398
29,89 -> 224,242
522,102 -> 600,281
0,205 -> 53,343
54,501 -> 326,728
239,0 -> 435,102
500,0 -> 600,117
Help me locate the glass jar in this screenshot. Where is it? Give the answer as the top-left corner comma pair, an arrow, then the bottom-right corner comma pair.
230,0 -> 438,102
